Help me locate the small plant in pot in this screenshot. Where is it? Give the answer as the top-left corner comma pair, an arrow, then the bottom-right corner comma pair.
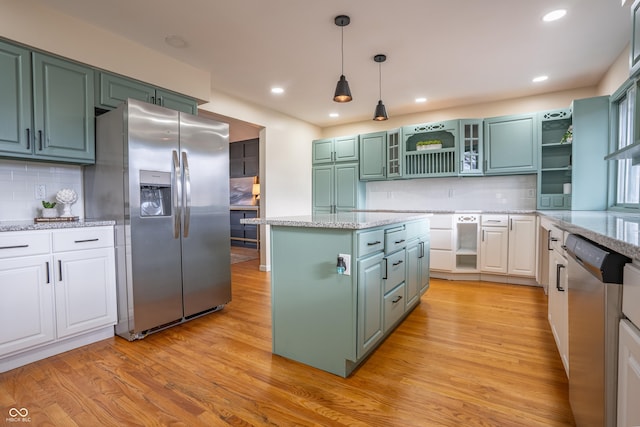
41,200 -> 58,218
416,140 -> 443,151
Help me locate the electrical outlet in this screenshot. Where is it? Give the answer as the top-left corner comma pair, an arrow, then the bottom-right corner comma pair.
35,184 -> 46,200
338,253 -> 351,276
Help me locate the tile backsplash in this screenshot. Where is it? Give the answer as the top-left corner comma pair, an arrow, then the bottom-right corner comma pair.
366,175 -> 537,211
0,160 -> 84,221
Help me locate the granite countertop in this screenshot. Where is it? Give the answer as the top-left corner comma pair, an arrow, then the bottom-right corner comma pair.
538,210 -> 640,260
242,211 -> 431,230
0,220 -> 115,232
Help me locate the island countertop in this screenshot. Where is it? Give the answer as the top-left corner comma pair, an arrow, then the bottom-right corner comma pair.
0,220 -> 115,233
241,211 -> 431,230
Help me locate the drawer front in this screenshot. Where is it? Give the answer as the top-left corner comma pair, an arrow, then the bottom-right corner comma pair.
481,214 -> 508,227
548,225 -> 565,253
385,228 -> 407,254
430,229 -> 453,250
405,219 -> 429,241
430,249 -> 454,271
430,214 -> 452,229
624,264 -> 640,328
52,227 -> 114,252
0,231 -> 50,258
384,249 -> 406,293
384,282 -> 406,332
357,229 -> 384,257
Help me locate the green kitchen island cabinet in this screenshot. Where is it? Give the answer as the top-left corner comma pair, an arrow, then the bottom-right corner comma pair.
244,212 -> 430,377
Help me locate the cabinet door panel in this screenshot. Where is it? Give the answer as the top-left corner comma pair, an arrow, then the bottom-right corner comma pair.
0,255 -> 55,355
334,135 -> 358,162
357,253 -> 384,358
359,131 -> 386,180
480,227 -> 508,274
312,165 -> 334,212
405,243 -> 420,307
334,163 -> 359,211
485,114 -> 537,174
32,53 -> 95,163
312,138 -> 334,164
156,89 -> 197,115
507,215 -> 536,277
98,72 -> 155,108
54,248 -> 116,338
0,41 -> 32,155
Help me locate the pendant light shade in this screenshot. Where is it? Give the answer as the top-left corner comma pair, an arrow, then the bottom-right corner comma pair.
373,54 -> 389,121
333,15 -> 352,102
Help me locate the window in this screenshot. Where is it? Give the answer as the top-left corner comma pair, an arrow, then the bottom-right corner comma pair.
615,83 -> 640,207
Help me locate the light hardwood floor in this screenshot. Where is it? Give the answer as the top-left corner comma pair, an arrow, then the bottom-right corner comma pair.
0,260 -> 575,426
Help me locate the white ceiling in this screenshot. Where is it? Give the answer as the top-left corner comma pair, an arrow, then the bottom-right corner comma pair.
37,0 -> 630,128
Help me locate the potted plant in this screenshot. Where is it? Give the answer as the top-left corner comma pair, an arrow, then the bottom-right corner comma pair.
41,200 -> 58,218
560,125 -> 573,143
416,140 -> 443,151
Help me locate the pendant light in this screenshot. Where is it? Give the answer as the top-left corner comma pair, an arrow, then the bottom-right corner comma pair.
373,54 -> 388,121
333,15 -> 352,102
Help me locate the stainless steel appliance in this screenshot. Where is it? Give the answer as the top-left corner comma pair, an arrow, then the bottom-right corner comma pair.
84,99 -> 231,340
564,234 -> 629,427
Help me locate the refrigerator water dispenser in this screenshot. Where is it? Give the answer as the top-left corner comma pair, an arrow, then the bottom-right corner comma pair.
140,170 -> 172,217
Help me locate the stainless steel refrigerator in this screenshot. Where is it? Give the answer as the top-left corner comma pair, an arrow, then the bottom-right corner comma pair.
84,98 -> 231,340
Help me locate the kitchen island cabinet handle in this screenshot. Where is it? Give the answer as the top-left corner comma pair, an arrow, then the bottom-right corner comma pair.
74,238 -> 99,244
556,264 -> 565,291
419,241 -> 425,258
26,128 -> 30,150
392,295 -> 403,304
38,130 -> 43,151
383,258 -> 388,279
367,241 -> 381,246
394,239 -> 405,244
0,244 -> 29,250
392,260 -> 403,267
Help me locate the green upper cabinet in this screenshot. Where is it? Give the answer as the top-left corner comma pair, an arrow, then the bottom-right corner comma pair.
402,120 -> 459,178
312,135 -> 358,164
96,72 -> 198,114
0,41 -> 32,156
359,131 -> 386,180
631,0 -> 640,77
0,42 -> 94,164
484,113 -> 538,175
537,108 -> 572,210
31,53 -> 95,163
386,128 -> 402,179
458,119 -> 483,176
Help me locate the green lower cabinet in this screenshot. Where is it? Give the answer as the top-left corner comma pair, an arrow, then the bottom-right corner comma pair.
96,72 -> 198,114
484,113 -> 538,175
270,218 -> 428,377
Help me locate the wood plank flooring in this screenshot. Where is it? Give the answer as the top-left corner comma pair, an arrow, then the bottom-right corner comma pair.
0,260 -> 575,426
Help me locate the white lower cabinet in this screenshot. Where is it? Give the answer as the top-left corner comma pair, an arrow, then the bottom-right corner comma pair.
429,214 -> 454,271
479,226 -> 508,274
507,215 -> 537,277
548,247 -> 569,376
478,214 -> 536,279
0,226 -> 116,373
618,319 -> 640,427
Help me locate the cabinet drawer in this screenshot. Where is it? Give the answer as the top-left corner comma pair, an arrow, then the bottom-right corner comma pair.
384,282 -> 406,332
430,214 -> 452,229
357,229 -> 384,257
431,229 -> 453,250
384,249 -> 406,293
385,227 -> 407,254
52,227 -> 114,252
0,231 -> 50,259
405,219 -> 429,240
481,215 -> 508,227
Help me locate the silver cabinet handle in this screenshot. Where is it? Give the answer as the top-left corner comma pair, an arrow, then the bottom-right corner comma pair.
556,264 -> 565,291
182,151 -> 191,238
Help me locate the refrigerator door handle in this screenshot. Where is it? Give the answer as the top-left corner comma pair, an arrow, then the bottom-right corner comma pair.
172,150 -> 181,239
182,151 -> 191,238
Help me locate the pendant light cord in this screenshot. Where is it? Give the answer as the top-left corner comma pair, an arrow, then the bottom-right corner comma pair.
378,61 -> 382,101
341,26 -> 344,75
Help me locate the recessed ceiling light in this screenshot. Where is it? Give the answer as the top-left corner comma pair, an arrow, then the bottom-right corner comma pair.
271,87 -> 284,94
164,35 -> 188,48
532,75 -> 548,83
329,113 -> 339,118
542,9 -> 567,22
415,97 -> 427,103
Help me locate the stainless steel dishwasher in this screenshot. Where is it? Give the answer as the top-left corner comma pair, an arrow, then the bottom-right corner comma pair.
564,234 -> 630,427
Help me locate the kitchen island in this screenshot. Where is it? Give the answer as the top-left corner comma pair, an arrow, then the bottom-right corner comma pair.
244,212 -> 431,377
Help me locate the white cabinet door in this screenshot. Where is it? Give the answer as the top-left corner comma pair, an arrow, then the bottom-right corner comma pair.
548,249 -> 569,376
429,214 -> 453,272
618,319 -> 640,427
507,215 -> 536,277
479,227 -> 508,274
0,255 -> 55,355
54,247 -> 117,339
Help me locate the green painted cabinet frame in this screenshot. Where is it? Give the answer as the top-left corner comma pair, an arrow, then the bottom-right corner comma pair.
312,162 -> 364,213
0,40 -> 95,164
484,113 -> 538,175
96,72 -> 198,114
312,135 -> 359,165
